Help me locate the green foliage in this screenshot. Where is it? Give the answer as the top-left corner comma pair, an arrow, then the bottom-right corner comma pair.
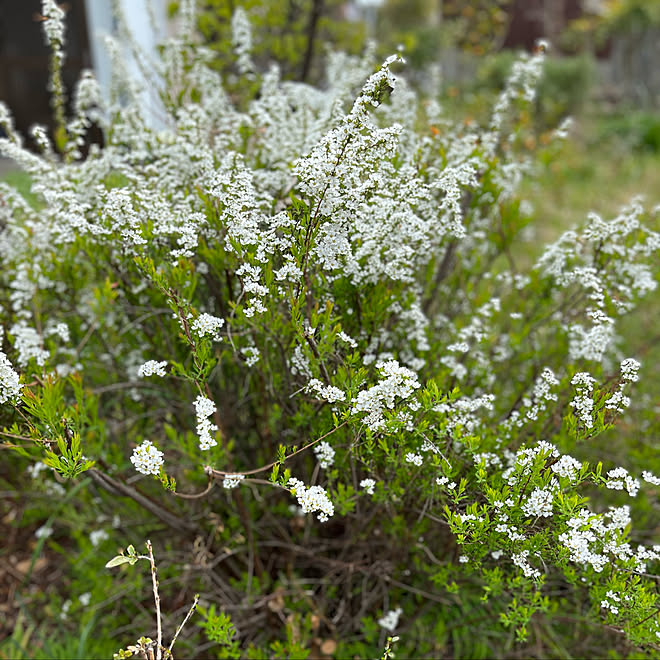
471,52 -> 595,129
190,0 -> 365,83
597,111 -> 660,154
0,4 -> 658,660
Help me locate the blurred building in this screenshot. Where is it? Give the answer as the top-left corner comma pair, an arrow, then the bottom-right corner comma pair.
0,1 -> 91,140
503,0 -> 584,50
0,0 -> 167,145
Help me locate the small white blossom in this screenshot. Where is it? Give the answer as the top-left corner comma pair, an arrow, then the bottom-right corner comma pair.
314,441 -> 335,469
50,322 -> 70,342
191,313 -> 225,341
78,592 -> 91,607
338,331 -> 358,348
642,471 -> 660,486
35,524 -> 53,539
222,474 -> 245,489
27,461 -> 50,479
570,372 -> 597,429
9,322 -> 50,367
130,440 -> 164,476
405,452 -> 423,466
605,467 -> 640,497
352,360 -> 420,431
306,378 -> 346,403
378,607 -> 403,632
288,477 -> 334,523
137,360 -> 168,377
241,346 -> 260,367
511,550 -> 541,579
231,6 -> 254,75
551,455 -> 582,481
0,349 -> 22,404
360,478 -> 376,495
619,358 -> 640,382
89,529 -> 109,547
194,395 -> 218,450
60,599 -> 71,620
522,486 -> 555,518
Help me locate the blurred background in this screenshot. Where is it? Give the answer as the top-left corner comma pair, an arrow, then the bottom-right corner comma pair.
1,0 -> 659,223
1,1 -> 659,135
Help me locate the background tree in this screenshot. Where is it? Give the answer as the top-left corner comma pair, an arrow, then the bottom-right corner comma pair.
188,0 -> 366,82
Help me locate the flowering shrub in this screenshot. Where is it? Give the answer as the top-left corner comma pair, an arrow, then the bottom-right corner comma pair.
0,1 -> 658,657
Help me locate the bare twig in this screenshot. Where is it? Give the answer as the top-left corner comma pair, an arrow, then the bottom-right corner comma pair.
145,540 -> 163,660
168,593 -> 199,657
170,478 -> 214,500
206,420 -> 348,479
89,469 -> 197,533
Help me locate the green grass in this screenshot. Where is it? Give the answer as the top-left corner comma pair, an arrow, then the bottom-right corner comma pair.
522,115 -> 660,245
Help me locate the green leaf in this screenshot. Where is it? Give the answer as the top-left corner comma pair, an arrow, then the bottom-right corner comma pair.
105,555 -> 133,568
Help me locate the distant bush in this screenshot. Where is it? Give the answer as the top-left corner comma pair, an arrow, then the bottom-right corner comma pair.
597,111 -> 660,153
473,51 -> 595,129
0,2 -> 658,658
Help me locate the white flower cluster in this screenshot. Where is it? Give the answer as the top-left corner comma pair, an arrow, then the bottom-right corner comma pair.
536,199 -> 658,366
502,440 -> 559,486
377,607 -> 403,632
601,590 -> 622,615
511,367 -> 561,424
605,467 -> 640,497
570,372 -> 597,429
522,485 -> 555,518
194,395 -> 218,450
405,452 -> 423,466
41,0 -> 65,47
235,263 -> 269,318
337,331 -> 358,348
434,394 -> 495,436
605,358 -> 640,414
231,6 -> 254,76
473,452 -> 503,470
306,378 -> 346,403
287,477 -> 334,523
222,474 -> 245,489
137,360 -> 167,377
360,478 -> 376,495
241,346 -> 260,367
89,529 -> 109,547
511,549 -> 541,579
191,313 -> 225,342
313,441 -> 335,469
130,440 -> 164,476
533,367 -> 559,402
436,476 -> 457,490
558,515 -> 608,572
619,357 -> 640,382
67,70 -> 103,160
490,40 -> 546,132
555,506 -> 660,574
0,348 -> 22,404
10,322 -> 50,367
352,360 -> 421,431
551,455 -> 583,481
642,471 -> 660,486
48,322 -> 70,342
568,311 -> 615,363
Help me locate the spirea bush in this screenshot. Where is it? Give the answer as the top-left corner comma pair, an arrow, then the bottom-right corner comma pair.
1,2 -> 659,658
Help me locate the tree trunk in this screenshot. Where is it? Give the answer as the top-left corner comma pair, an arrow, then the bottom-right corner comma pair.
300,0 -> 324,83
